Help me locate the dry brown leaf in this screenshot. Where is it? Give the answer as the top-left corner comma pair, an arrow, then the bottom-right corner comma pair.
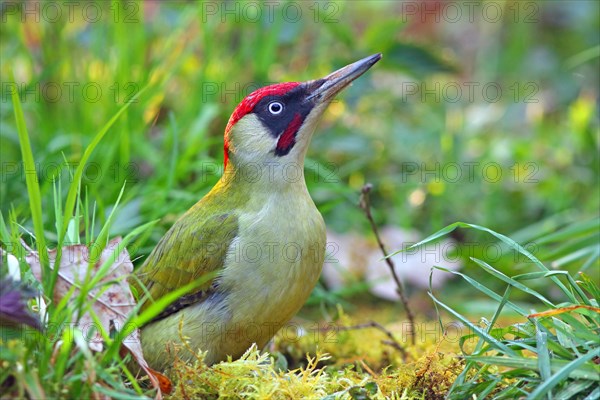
26,238 -> 171,397
26,238 -> 135,351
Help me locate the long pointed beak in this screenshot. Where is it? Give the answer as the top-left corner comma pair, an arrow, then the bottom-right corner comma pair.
306,53 -> 382,103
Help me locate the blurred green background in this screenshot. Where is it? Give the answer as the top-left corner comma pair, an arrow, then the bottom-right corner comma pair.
1,0 -> 598,305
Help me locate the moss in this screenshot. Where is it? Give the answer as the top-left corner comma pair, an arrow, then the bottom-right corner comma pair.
166,309 -> 465,399
167,347 -> 340,399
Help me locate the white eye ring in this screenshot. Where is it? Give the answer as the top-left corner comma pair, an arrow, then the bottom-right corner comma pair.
268,101 -> 284,115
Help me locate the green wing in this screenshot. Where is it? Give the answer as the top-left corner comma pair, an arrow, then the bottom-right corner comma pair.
131,206 -> 239,316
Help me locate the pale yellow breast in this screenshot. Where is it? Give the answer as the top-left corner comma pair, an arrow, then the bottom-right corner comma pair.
221,186 -> 326,328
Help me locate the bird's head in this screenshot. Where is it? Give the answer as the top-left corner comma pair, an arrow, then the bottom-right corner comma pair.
222,54 -> 381,184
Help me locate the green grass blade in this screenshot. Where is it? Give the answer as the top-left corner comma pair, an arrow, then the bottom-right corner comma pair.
535,323 -> 552,399
389,222 -> 462,256
167,111 -> 179,192
88,183 -> 127,269
428,291 -> 518,357
553,381 -> 595,400
58,84 -> 149,246
52,85 -> 148,294
10,70 -> 49,287
434,266 -> 529,316
582,386 -> 600,400
463,222 -> 576,301
527,348 -> 600,399
465,354 -> 600,381
470,258 -> 555,307
564,273 -> 593,306
394,221 -> 579,302
577,273 -> 600,303
88,219 -> 158,289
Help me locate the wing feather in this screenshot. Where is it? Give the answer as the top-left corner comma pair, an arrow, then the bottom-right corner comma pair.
131,203 -> 239,316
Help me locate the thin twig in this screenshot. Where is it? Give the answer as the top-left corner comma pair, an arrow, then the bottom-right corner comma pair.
359,359 -> 378,378
320,320 -> 407,362
359,183 -> 416,345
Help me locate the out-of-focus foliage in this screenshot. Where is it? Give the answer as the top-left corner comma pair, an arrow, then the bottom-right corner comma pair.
1,1 -> 598,256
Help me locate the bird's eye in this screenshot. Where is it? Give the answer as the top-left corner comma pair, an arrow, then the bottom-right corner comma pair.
268,101 -> 284,115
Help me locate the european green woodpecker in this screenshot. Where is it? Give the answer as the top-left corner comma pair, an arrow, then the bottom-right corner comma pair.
132,54 -> 381,370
